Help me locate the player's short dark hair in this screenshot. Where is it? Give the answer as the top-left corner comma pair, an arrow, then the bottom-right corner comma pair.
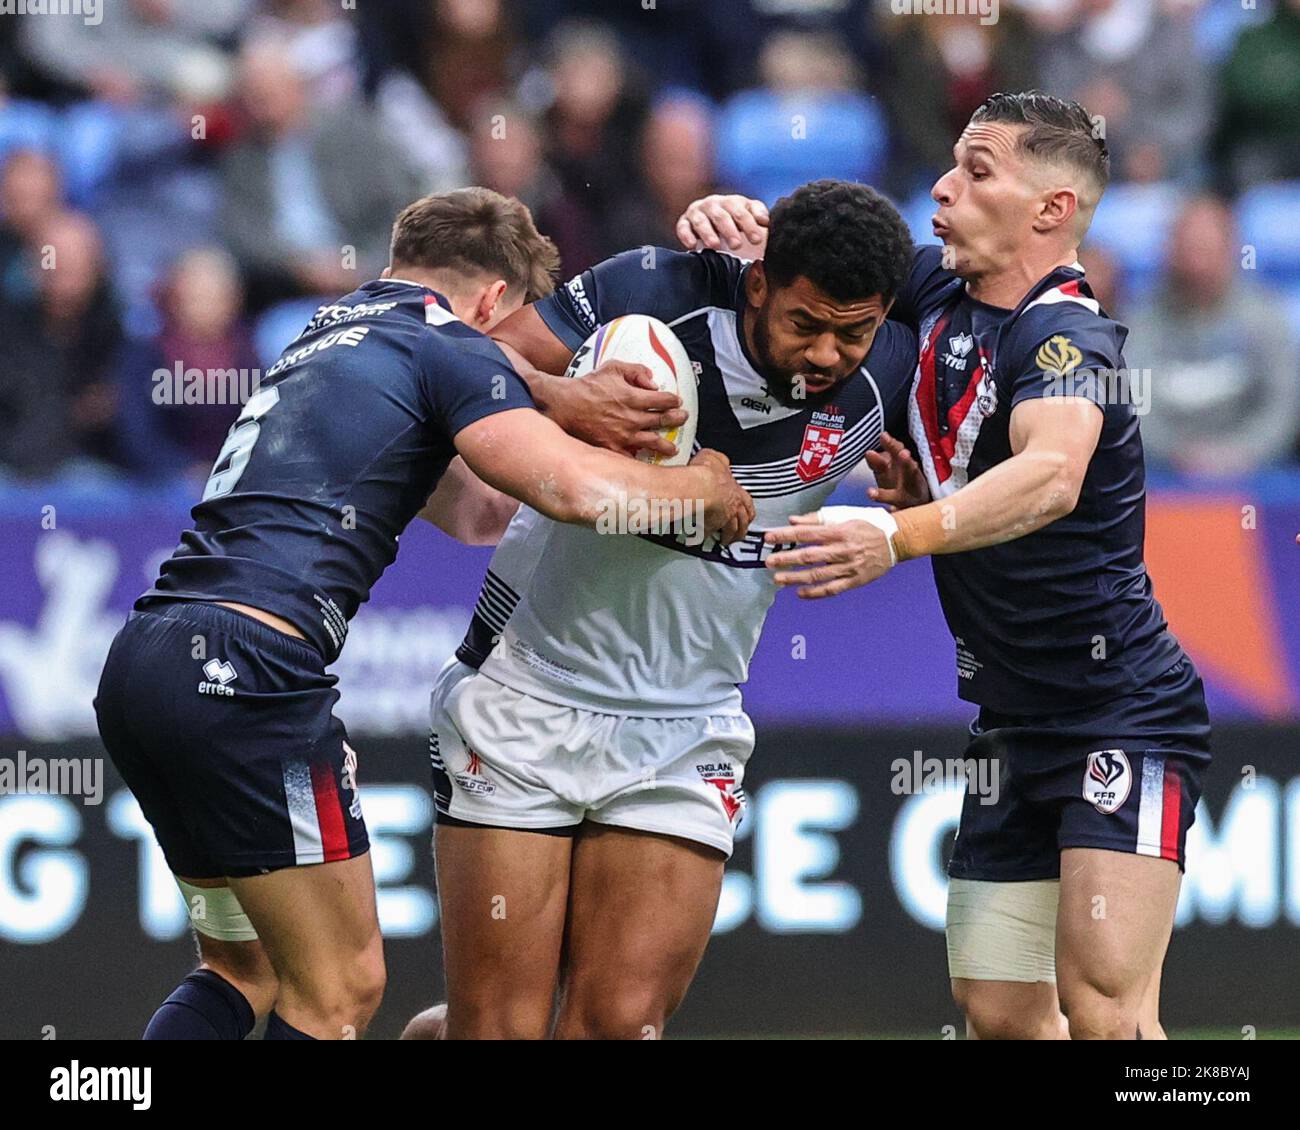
763,179 -> 913,304
390,187 -> 561,301
970,90 -> 1110,194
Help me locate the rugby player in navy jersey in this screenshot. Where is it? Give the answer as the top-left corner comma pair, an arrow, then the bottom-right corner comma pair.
93,187 -> 753,1041
678,93 -> 1211,1040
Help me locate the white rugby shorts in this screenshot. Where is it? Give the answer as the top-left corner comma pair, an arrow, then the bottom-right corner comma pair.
428,659 -> 754,857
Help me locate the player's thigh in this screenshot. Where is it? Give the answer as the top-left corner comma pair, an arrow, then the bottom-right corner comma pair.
946,877 -> 1066,1040
226,852 -> 384,1036
1055,846 -> 1180,1007
1053,743 -> 1197,1026
556,824 -> 724,1040
434,822 -> 573,1039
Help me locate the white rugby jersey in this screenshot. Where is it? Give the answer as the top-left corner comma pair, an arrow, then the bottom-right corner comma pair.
455,249 -> 917,716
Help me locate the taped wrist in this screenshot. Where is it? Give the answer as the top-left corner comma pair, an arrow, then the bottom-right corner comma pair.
816,505 -> 900,566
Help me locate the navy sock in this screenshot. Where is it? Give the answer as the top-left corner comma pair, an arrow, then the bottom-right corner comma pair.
143,969 -> 255,1040
264,1011 -> 318,1040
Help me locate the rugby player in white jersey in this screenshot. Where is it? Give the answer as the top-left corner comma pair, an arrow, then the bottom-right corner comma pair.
404,181 -> 917,1039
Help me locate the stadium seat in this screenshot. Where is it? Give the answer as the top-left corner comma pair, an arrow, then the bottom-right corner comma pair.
0,99 -> 57,164
1196,0 -> 1274,63
254,298 -> 328,368
1087,182 -> 1183,291
1237,182 -> 1300,286
715,90 -> 888,207
56,102 -> 123,208
1281,284 -> 1300,340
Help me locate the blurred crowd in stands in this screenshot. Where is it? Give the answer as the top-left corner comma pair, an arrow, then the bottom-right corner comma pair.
1,0 -> 1299,485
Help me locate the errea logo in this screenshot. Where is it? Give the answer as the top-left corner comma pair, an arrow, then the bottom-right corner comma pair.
198,658 -> 238,697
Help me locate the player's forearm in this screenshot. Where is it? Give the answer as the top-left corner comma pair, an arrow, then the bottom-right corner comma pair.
543,449 -> 713,531
892,448 -> 1079,560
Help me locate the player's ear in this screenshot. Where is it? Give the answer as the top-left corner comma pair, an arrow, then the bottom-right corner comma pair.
745,260 -> 768,308
476,279 -> 510,329
1033,186 -> 1078,235
380,265 -> 392,279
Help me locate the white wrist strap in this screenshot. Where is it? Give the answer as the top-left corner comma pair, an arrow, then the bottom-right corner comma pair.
816,505 -> 899,567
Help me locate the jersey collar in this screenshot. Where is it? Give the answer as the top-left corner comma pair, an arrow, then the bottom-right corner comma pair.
380,277 -> 454,310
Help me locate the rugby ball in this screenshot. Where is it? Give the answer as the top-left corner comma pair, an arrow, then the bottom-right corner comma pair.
564,314 -> 699,466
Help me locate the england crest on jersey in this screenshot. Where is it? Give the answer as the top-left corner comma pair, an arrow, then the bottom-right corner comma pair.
796,407 -> 846,482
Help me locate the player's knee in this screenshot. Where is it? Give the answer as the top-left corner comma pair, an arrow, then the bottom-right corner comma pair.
445,995 -> 551,1040
1059,978 -> 1142,1040
953,980 -> 1059,1041
197,939 -> 279,1019
281,939 -> 386,1035
557,982 -> 668,1040
341,942 -> 387,1027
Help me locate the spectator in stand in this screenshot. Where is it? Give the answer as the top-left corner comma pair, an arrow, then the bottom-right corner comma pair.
518,0 -> 880,102
244,0 -> 362,109
1212,0 -> 1300,193
468,101 -> 601,274
878,8 -> 1036,194
542,21 -> 649,252
352,0 -> 472,194
1125,196 -> 1300,476
1030,0 -> 1210,184
423,0 -> 520,132
0,149 -> 62,307
0,211 -> 124,478
19,0 -> 253,105
113,248 -> 258,481
606,95 -> 719,257
219,41 -> 422,311
716,30 -> 887,206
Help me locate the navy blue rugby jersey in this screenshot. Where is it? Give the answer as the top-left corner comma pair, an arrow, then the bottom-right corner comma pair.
449,247 -> 917,710
140,279 -> 534,662
893,245 -> 1184,715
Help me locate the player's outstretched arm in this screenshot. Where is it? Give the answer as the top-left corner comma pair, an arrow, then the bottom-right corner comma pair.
417,456 -> 521,545
492,313 -> 688,459
675,194 -> 769,256
454,407 -> 754,544
764,397 -> 1102,598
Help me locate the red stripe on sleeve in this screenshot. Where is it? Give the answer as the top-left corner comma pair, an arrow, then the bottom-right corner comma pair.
915,315 -> 949,480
